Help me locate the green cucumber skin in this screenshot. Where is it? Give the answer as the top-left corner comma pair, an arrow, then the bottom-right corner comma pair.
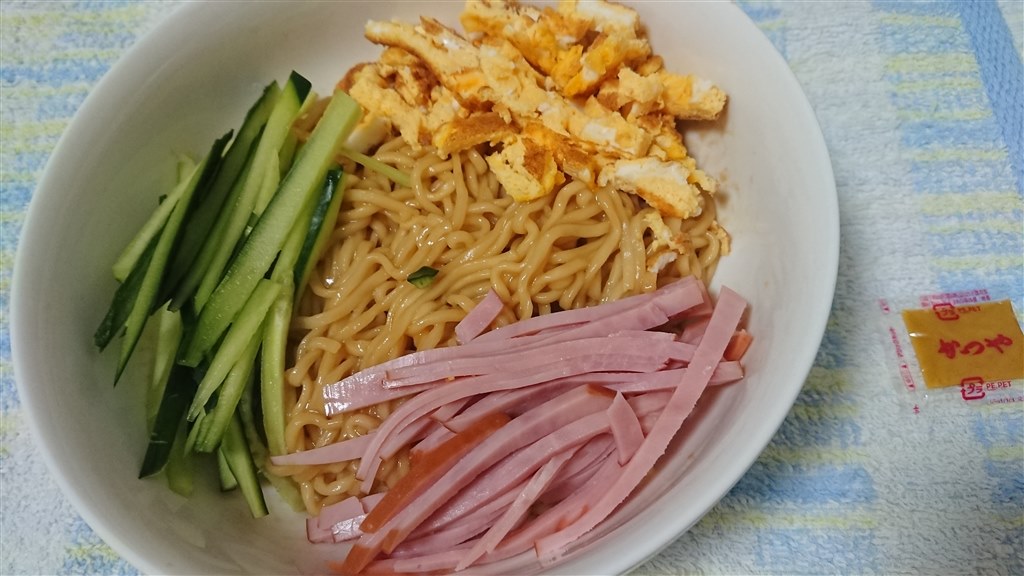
187,279 -> 281,420
165,414 -> 196,497
163,82 -> 282,307
294,168 -> 344,291
190,74 -> 311,314
114,131 -> 232,383
217,448 -> 239,492
139,363 -> 198,478
94,238 -> 157,351
222,412 -> 269,518
193,326 -> 262,453
182,91 -> 361,367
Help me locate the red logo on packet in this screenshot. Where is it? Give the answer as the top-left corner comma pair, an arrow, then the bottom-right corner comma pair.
960,376 -> 986,401
933,303 -> 959,321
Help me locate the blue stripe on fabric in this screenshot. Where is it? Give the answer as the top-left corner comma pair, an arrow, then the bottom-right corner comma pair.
728,463 -> 876,506
985,459 -> 1024,506
937,271 -> 1024,307
772,415 -> 863,450
955,1 -> 1024,193
0,60 -> 113,86
879,24 -> 971,54
872,1 -> 957,17
926,230 -> 1024,256
0,184 -> 37,209
755,529 -> 878,574
910,160 -> 1015,192
889,89 -> 992,116
901,119 -> 1005,149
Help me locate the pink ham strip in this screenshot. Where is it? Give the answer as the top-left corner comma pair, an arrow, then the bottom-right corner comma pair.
471,275 -> 701,343
329,492 -> 388,543
456,447 -> 577,570
307,493 -> 386,544
424,410 -> 611,530
602,361 -> 744,393
351,386 -> 617,555
607,392 -> 644,465
270,432 -> 373,467
355,351 -> 674,491
455,289 -> 505,344
532,287 -> 747,565
384,333 -> 689,388
679,316 -> 711,345
323,278 -> 704,415
387,457 -> 625,573
437,385 -> 671,526
396,482 -> 525,557
322,374 -> 433,416
538,438 -> 615,505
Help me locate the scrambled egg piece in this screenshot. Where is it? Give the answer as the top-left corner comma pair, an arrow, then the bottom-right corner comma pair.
347,0 -> 728,222
597,157 -> 705,219
486,134 -> 564,202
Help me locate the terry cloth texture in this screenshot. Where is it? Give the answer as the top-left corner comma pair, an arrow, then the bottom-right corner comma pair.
1,1 -> 1021,575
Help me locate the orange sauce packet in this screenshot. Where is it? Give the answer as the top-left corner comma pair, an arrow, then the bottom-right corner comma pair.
902,300 -> 1024,389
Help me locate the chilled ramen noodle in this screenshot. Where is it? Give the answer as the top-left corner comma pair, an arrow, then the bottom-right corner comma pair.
272,135 -> 727,514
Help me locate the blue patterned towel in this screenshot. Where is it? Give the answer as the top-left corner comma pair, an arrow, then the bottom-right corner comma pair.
1,1 -> 1021,574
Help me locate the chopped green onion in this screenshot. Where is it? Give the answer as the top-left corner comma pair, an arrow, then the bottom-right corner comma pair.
408,266 -> 439,288
337,146 -> 412,189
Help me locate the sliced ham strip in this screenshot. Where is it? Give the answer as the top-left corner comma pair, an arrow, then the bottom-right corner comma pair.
607,392 -> 644,465
271,432 -> 374,467
455,289 -> 505,344
678,316 -> 711,345
322,373 -> 433,416
317,496 -> 364,531
602,361 -> 744,394
343,386 -> 617,573
396,483 -> 525,557
472,275 -> 701,343
312,279 -> 751,574
424,410 -> 611,530
308,493 -> 386,544
456,447 -> 577,570
383,334 -> 689,388
532,287 -> 747,565
538,437 -> 616,505
355,351 -> 675,490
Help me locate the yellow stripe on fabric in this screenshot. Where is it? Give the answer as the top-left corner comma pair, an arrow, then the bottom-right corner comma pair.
987,446 -> 1024,462
907,148 -> 1008,162
893,77 -> 983,93
701,508 -> 878,530
896,108 -> 991,122
0,119 -> 69,141
0,172 -> 42,183
65,543 -> 122,562
760,445 -> 870,466
1,82 -> 93,99
920,191 -> 1022,215
886,53 -> 977,73
2,4 -> 152,28
933,254 -> 1024,271
802,367 -> 852,395
928,220 -> 1023,235
0,48 -> 123,66
788,403 -> 860,421
880,13 -> 961,27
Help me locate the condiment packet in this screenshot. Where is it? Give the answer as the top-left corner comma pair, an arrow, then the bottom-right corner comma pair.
877,288 -> 1024,413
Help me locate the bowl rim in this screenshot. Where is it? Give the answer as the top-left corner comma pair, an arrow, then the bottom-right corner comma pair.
10,1 -> 840,574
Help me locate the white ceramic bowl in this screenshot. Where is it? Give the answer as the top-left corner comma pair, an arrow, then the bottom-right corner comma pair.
12,2 -> 838,574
